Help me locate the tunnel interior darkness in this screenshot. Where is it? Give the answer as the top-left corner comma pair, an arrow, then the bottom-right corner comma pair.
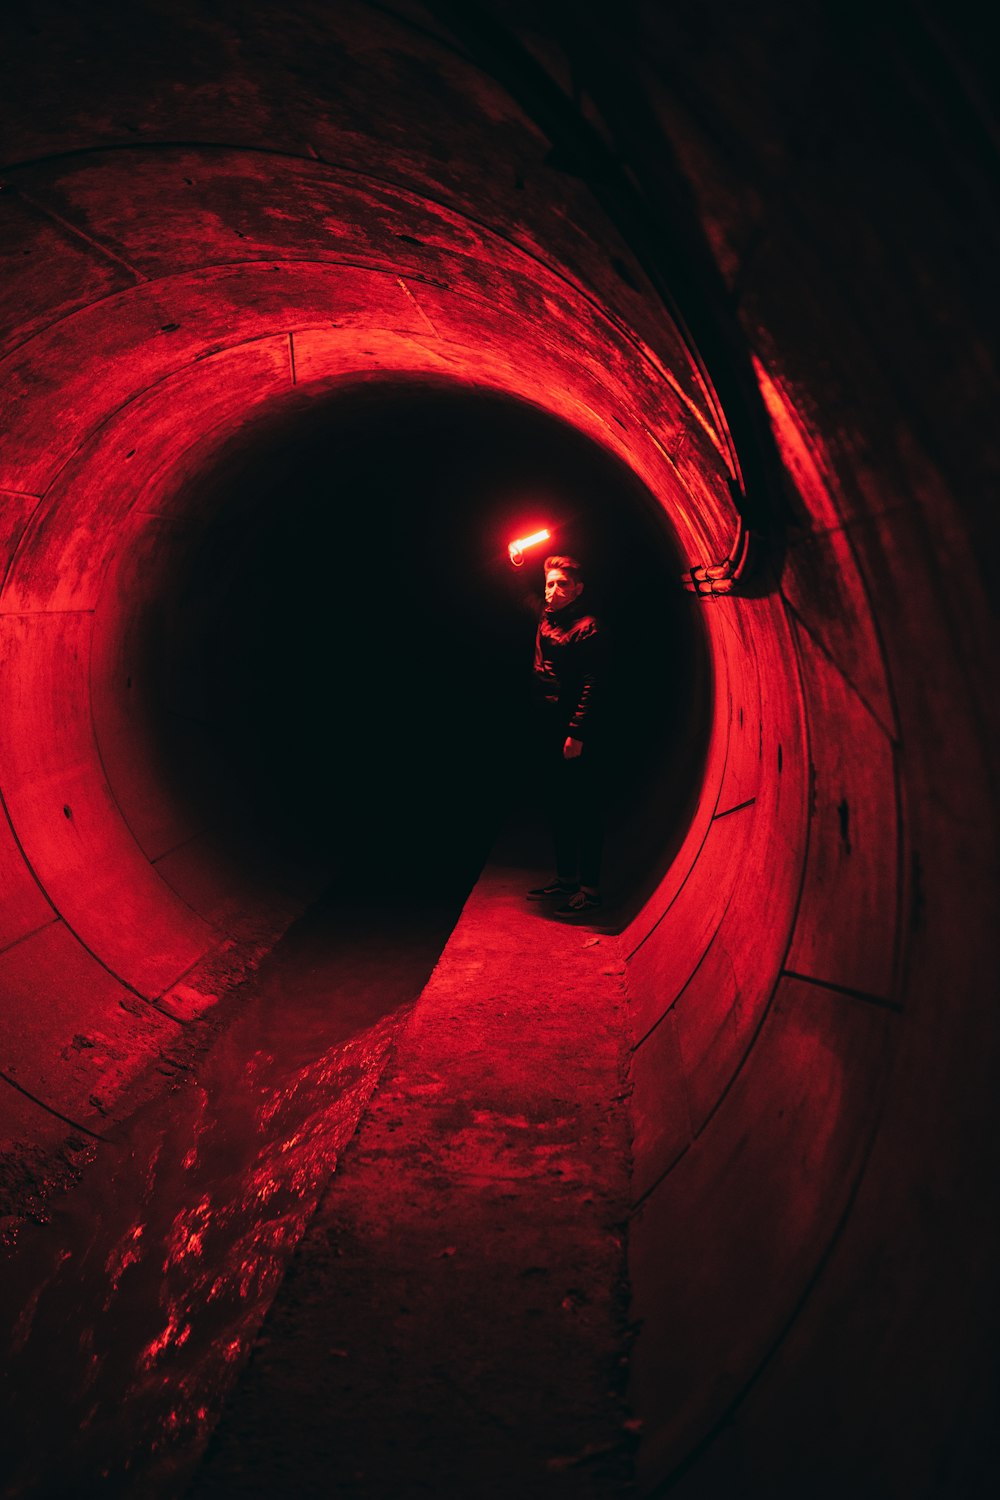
144,378 -> 709,905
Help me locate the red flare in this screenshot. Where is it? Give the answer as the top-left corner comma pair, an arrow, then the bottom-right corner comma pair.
507,528 -> 551,567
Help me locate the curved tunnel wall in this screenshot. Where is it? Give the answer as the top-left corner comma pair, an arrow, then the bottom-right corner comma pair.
0,3 -> 996,1494
0,142 -> 732,1109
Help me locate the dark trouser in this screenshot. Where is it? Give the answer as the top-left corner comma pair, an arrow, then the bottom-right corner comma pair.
542,719 -> 605,890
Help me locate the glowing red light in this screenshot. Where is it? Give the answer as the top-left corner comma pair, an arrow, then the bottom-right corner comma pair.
508,528 -> 551,567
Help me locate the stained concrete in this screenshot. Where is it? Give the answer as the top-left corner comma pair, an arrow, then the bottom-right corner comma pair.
189,851 -> 636,1498
1,844 -> 636,1499
0,880 -> 468,1498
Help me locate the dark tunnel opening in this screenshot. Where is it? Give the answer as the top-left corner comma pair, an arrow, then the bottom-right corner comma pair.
147,378 -> 711,917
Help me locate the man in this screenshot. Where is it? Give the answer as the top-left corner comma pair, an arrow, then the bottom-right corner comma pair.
526,554 -> 606,915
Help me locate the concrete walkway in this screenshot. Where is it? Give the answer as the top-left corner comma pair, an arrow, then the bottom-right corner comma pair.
190,853 -> 637,1498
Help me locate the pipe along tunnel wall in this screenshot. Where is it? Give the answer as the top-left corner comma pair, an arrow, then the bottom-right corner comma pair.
0,3 -> 997,1494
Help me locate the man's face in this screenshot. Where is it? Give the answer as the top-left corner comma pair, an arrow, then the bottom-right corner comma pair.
544,567 -> 583,611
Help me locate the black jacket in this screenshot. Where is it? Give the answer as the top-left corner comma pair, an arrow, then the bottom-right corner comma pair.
533,598 -> 604,739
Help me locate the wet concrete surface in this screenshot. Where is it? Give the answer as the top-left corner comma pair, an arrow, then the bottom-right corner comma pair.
2,839 -> 636,1499
189,847 -> 636,1499
0,880 -> 466,1499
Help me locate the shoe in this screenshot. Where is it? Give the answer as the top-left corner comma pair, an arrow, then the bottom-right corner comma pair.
553,889 -> 602,916
526,880 -> 578,900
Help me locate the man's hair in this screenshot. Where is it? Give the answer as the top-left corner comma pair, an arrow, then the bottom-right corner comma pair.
544,554 -> 584,582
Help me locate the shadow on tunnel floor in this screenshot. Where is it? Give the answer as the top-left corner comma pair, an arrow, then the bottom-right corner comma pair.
2,799 -> 651,1499
0,865 -> 483,1500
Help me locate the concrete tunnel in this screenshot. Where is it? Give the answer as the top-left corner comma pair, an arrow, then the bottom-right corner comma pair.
1,1 -> 997,1495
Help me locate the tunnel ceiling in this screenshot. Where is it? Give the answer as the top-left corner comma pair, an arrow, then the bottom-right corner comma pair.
1,3 -> 998,1497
